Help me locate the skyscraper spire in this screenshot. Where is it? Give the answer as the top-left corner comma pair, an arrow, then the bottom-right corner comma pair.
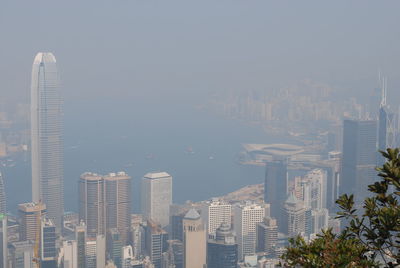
380,75 -> 387,108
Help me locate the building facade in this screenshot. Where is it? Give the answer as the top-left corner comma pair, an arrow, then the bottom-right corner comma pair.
79,172 -> 131,242
256,217 -> 278,256
233,202 -> 266,261
201,199 -> 231,235
341,119 -> 377,205
141,172 -> 172,228
18,202 -> 47,242
207,223 -> 238,268
182,209 -> 206,268
30,52 -> 64,230
264,160 -> 287,232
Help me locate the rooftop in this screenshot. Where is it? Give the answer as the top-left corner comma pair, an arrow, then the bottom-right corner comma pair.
184,208 -> 200,220
143,172 -> 171,179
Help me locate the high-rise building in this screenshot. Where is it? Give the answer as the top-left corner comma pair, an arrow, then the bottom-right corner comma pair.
264,160 -> 287,232
75,222 -> 86,268
378,108 -> 397,165
9,241 -> 34,268
162,240 -> 183,268
256,217 -> 277,256
62,240 -> 78,268
131,221 -> 145,259
18,202 -> 47,241
79,173 -> 105,237
182,209 -> 206,268
201,198 -> 231,235
284,193 -> 306,237
311,208 -> 329,235
41,218 -> 57,268
169,204 -> 193,242
86,235 -> 105,268
104,172 -> 131,245
295,169 -> 327,210
30,52 -> 64,230
141,172 -> 172,228
106,228 -> 122,268
79,172 -> 132,243
326,151 -> 341,210
145,220 -> 169,268
233,202 -> 266,260
121,245 -> 133,268
207,223 -> 238,268
341,119 -> 377,205
0,172 -> 6,214
0,213 -> 7,268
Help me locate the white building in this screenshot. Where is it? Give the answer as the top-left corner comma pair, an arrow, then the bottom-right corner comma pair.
121,245 -> 133,268
9,241 -> 34,268
62,240 -> 78,268
299,169 -> 327,210
86,235 -> 105,268
141,172 -> 172,227
31,52 -> 64,230
201,198 -> 231,235
311,208 -> 329,235
234,202 -> 266,260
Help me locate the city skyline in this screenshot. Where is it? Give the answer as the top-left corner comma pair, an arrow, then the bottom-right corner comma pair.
0,1 -> 400,267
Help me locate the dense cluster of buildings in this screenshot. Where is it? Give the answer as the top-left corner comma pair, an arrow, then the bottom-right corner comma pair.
0,51 -> 397,268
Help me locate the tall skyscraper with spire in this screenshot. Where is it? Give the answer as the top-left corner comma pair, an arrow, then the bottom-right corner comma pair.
30,52 -> 64,230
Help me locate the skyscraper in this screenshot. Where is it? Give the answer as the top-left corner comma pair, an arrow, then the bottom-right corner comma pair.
30,52 -> 64,230
162,240 -> 183,268
18,202 -> 47,241
0,172 -> 6,214
79,173 -> 105,238
0,213 -> 7,268
141,172 -> 172,228
79,172 -> 132,243
341,119 -> 377,205
41,218 -> 57,268
86,235 -> 105,268
121,245 -> 133,268
233,202 -> 265,261
144,220 -> 169,268
104,172 -> 131,245
264,160 -> 287,232
182,209 -> 206,268
62,240 -> 78,268
106,228 -> 122,268
284,193 -> 306,237
9,241 -> 35,268
75,221 -> 87,268
256,217 -> 277,256
207,223 -> 238,268
201,198 -> 231,236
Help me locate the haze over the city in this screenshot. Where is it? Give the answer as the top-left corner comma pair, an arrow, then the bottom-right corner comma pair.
0,1 -> 400,267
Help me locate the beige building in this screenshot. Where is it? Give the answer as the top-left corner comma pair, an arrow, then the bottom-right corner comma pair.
104,172 -> 131,245
183,209 -> 206,268
200,198 -> 231,235
79,172 -> 131,244
79,173 -> 105,237
18,202 -> 46,241
141,172 -> 172,228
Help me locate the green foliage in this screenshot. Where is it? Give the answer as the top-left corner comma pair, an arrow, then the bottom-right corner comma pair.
281,148 -> 400,268
280,229 -> 378,267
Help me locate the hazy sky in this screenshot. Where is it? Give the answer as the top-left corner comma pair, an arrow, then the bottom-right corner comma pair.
1,0 -> 400,107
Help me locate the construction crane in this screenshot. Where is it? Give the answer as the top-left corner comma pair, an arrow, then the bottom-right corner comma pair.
33,202 -> 42,268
